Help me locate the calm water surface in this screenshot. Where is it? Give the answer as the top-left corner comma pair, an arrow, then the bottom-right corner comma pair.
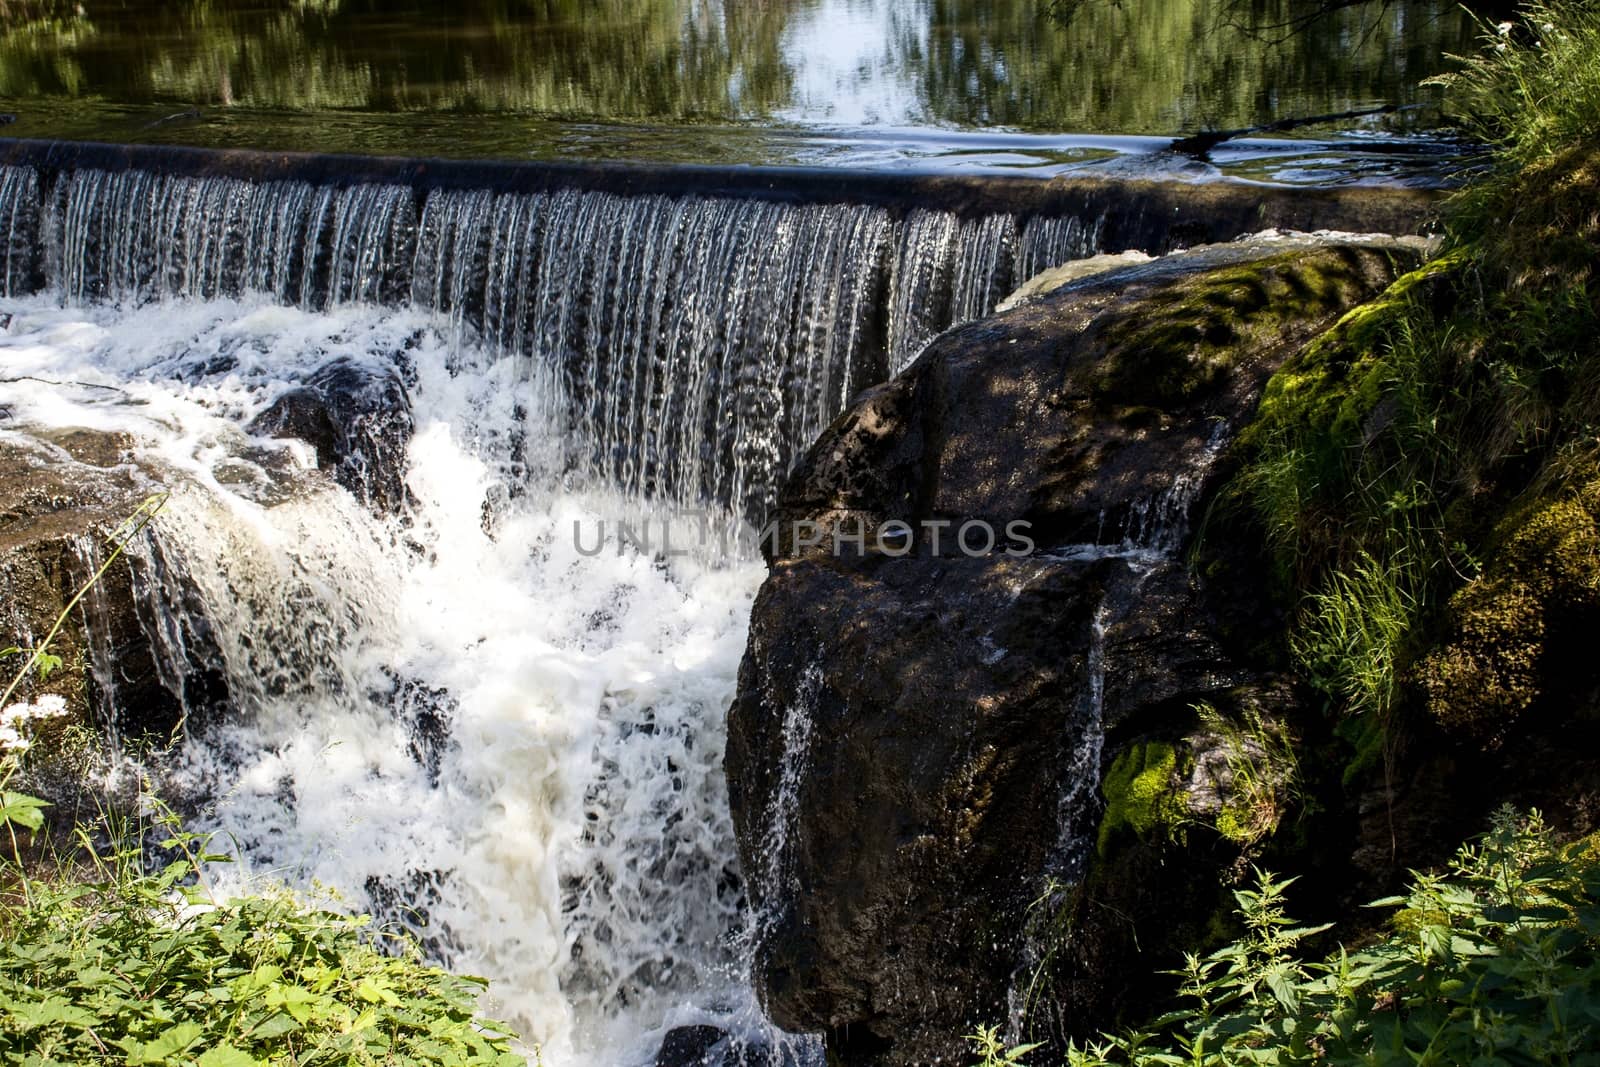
0,0 -> 1484,181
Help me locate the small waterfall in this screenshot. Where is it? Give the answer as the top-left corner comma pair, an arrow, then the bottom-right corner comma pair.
1006,420 -> 1235,1044
740,660 -> 827,1065
951,213 -> 1019,328
0,165 -> 38,297
1,161 -> 1106,519
1116,421 -> 1231,555
1016,214 -> 1106,282
0,154 -> 1115,1064
47,169 -> 418,307
757,663 -> 820,923
413,187 -> 897,521
886,209 -> 1104,376
885,210 -> 965,376
0,297 -> 780,1063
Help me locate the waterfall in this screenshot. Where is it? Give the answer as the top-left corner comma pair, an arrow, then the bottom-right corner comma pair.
3,161 -> 1104,520
0,165 -> 38,296
886,210 -> 1102,376
411,188 -> 898,521
0,156 -> 1111,1064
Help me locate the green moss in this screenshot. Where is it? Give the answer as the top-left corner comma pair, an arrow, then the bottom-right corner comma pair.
1213,805 -> 1251,845
1097,741 -> 1189,856
1090,247 -> 1392,408
1419,473 -> 1600,739
1242,252 -> 1465,460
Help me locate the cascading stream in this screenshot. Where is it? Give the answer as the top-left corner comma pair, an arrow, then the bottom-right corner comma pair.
5,162 -> 1105,521
0,299 -> 768,1064
1002,420 -> 1236,1044
0,159 -> 1108,1064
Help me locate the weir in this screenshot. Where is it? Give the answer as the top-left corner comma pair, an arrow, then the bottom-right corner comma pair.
0,138 -> 1439,1067
0,138 -> 1434,519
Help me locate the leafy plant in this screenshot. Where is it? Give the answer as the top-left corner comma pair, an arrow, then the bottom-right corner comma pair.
0,788 -> 529,1066
967,1023 -> 1041,1067
1058,807 -> 1600,1066
1292,547 -> 1423,726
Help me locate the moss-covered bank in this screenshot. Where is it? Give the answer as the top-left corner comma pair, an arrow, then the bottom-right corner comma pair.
1035,4 -> 1600,1063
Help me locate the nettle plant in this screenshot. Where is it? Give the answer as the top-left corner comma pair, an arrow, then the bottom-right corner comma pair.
0,781 -> 528,1067
1027,807 -> 1600,1067
0,492 -> 530,1067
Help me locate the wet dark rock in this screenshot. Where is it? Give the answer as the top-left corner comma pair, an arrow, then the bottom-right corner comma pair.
652,1026 -> 785,1067
248,357 -> 413,514
727,241 -> 1419,1065
654,1026 -> 728,1067
763,241 -> 1414,559
382,671 -> 457,785
0,432 -> 225,752
363,868 -> 462,961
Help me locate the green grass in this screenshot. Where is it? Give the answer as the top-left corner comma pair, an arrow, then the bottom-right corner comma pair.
1431,0 -> 1600,175
1228,0 -> 1600,745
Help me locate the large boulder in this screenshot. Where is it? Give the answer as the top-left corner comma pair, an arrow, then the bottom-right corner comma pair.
726,239 -> 1420,1064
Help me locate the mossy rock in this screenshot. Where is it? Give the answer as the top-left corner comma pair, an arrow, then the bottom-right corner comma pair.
1419,473 -> 1600,741
1096,739 -> 1190,855
1239,251 -> 1464,459
1465,147 -> 1600,293
1091,247 -> 1408,409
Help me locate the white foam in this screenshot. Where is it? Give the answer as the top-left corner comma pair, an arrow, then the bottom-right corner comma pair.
0,293 -> 772,1065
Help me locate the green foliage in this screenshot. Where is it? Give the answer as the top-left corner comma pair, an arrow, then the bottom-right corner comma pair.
1096,742 -> 1188,856
1292,548 -> 1424,727
1228,0 -> 1600,745
0,648 -> 61,685
0,767 -> 527,1066
1428,1 -> 1600,173
1063,808 -> 1600,1066
1194,703 -> 1301,848
966,1024 -> 1041,1067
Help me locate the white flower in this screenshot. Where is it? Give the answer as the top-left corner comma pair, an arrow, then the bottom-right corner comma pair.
0,724 -> 30,752
1,694 -> 69,728
1496,20 -> 1514,36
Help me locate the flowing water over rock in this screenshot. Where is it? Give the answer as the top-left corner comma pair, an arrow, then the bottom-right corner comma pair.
0,297 -> 779,1064
726,240 -> 1420,1063
0,150 -> 1433,1065
3,160 -> 1109,521
0,154 -> 1131,1064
